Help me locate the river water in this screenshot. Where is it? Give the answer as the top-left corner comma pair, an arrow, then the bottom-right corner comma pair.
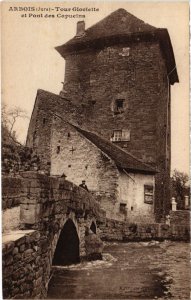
47,241 -> 190,299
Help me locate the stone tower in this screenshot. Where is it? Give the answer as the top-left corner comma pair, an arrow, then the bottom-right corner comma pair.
55,9 -> 179,220
27,9 -> 178,221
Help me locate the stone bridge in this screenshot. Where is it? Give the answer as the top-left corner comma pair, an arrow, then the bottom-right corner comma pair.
2,172 -> 105,299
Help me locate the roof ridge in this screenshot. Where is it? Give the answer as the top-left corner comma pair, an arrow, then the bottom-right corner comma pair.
85,8 -> 155,34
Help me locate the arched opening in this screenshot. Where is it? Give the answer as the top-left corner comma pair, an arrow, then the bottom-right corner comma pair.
52,219 -> 80,266
90,222 -> 96,234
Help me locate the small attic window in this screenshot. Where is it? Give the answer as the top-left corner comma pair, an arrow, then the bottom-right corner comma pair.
116,99 -> 124,112
120,203 -> 127,214
119,47 -> 130,57
111,129 -> 130,142
112,98 -> 128,114
111,130 -> 122,142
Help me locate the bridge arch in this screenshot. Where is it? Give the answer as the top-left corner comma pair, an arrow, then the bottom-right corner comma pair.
90,221 -> 97,234
52,218 -> 80,266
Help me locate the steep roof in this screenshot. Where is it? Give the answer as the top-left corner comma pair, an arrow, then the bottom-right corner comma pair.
86,8 -> 155,34
72,124 -> 157,174
55,8 -> 178,85
56,8 -> 155,52
67,9 -> 155,45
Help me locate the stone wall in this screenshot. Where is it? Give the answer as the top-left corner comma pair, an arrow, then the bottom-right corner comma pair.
3,207 -> 20,233
2,172 -> 105,299
3,230 -> 45,299
2,176 -> 22,233
99,218 -> 190,242
50,120 -> 156,222
18,171 -> 105,228
50,119 -> 121,220
2,176 -> 22,210
26,90 -> 84,172
19,171 -> 104,262
2,143 -> 41,175
3,227 -> 102,299
118,171 -> 155,223
170,210 -> 190,226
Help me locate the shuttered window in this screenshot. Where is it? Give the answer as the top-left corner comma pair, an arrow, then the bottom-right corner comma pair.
144,185 -> 154,204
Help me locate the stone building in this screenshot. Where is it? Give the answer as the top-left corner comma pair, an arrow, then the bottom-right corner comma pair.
51,119 -> 156,222
27,9 -> 179,221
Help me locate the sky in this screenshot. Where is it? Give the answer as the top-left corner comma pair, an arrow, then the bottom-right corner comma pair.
1,1 -> 189,174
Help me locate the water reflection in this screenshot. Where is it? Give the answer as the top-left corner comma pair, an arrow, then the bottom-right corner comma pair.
47,241 -> 190,299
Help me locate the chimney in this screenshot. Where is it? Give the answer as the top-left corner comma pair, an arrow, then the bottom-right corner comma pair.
76,21 -> 85,36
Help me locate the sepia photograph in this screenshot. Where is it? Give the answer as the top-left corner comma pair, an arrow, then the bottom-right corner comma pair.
1,1 -> 190,299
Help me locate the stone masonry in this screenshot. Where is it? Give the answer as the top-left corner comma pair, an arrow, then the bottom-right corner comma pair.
3,172 -> 189,299
27,9 -> 179,220
2,172 -> 105,299
99,218 -> 190,242
170,210 -> 190,226
60,40 -> 172,220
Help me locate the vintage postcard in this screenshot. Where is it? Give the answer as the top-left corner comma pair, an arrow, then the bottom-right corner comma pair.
1,1 -> 190,299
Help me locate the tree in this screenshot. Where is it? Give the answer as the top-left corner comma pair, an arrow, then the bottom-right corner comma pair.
171,169 -> 189,209
2,102 -> 28,145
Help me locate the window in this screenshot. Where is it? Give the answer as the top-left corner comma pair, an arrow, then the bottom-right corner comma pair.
111,129 -> 130,142
43,118 -> 46,125
116,99 -> 124,110
119,47 -> 130,57
115,99 -> 124,113
120,203 -> 127,214
112,98 -> 128,114
121,129 -> 130,141
111,130 -> 122,142
56,146 -> 60,154
144,185 -> 154,204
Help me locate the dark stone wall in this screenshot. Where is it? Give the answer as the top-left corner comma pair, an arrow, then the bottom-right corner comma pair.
63,42 -> 168,161
170,210 -> 190,226
63,41 -> 171,219
99,218 -> 190,242
2,176 -> 22,210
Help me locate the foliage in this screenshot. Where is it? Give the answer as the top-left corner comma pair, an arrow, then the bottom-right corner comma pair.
2,143 -> 41,174
171,169 -> 189,209
1,103 -> 42,174
2,102 -> 28,145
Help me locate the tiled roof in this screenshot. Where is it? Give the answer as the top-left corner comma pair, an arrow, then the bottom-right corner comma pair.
56,8 -> 155,53
55,9 -> 178,84
72,124 -> 157,174
66,9 -> 155,45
